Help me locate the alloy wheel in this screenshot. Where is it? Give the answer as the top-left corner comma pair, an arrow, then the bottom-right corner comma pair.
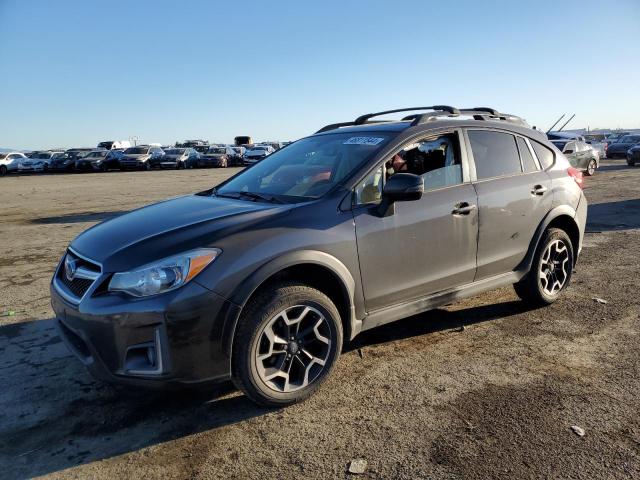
539,239 -> 570,295
587,159 -> 596,176
254,305 -> 332,393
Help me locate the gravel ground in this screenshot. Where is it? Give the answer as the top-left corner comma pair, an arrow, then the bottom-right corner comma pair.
0,161 -> 638,479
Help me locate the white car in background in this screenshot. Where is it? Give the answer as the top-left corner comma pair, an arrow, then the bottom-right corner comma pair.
0,151 -> 27,176
21,151 -> 64,172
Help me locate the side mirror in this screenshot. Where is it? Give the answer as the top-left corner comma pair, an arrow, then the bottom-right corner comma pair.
383,173 -> 424,202
376,173 -> 423,216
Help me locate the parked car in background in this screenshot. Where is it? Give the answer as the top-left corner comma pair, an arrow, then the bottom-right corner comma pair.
149,148 -> 198,169
243,145 -> 274,165
0,152 -> 27,175
18,155 -> 47,173
97,140 -> 131,150
25,151 -> 64,171
196,146 -> 241,168
627,145 -> 640,166
231,146 -> 246,159
119,145 -> 165,170
605,134 -> 640,159
549,137 -> 599,176
583,134 -> 606,159
48,148 -> 93,172
75,149 -> 124,172
605,131 -> 630,145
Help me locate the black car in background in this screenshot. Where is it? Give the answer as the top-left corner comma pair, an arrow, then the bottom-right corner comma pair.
196,146 -> 241,168
606,134 -> 640,158
119,145 -> 165,170
49,148 -> 93,172
627,145 -> 640,166
75,149 -> 124,172
149,148 -> 198,169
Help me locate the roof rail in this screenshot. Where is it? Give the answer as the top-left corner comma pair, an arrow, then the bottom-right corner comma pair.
315,105 -> 531,134
354,106 -> 459,125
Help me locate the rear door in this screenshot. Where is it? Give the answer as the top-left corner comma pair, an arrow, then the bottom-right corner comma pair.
353,129 -> 478,311
466,129 -> 553,280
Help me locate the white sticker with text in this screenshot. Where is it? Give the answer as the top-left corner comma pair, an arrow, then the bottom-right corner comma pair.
343,137 -> 385,146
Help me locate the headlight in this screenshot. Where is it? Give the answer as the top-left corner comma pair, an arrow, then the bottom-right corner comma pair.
108,248 -> 220,297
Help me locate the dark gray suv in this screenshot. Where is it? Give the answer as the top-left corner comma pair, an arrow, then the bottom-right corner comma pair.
51,106 -> 588,406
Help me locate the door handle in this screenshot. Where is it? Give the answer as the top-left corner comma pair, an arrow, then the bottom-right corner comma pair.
452,202 -> 477,216
531,185 -> 547,196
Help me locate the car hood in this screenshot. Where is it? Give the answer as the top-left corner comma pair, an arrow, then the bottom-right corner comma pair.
122,153 -> 148,160
70,194 -> 290,272
161,155 -> 181,160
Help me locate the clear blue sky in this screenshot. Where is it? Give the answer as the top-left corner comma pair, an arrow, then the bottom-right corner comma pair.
1,0 -> 638,150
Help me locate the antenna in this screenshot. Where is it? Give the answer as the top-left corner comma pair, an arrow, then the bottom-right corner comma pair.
546,114 -> 565,134
558,114 -> 575,132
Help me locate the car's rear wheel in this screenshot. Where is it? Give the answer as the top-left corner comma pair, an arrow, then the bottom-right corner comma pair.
514,228 -> 574,306
232,282 -> 343,407
586,158 -> 597,176
0,165 -> 7,176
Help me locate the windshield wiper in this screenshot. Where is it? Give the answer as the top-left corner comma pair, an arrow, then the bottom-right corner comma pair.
216,190 -> 285,204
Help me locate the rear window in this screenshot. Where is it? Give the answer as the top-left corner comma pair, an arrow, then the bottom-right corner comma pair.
516,137 -> 538,173
531,141 -> 556,169
468,130 -> 522,179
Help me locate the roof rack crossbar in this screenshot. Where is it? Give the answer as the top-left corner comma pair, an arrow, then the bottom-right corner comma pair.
354,105 -> 459,125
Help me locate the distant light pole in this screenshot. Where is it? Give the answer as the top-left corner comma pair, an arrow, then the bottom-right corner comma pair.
129,136 -> 139,146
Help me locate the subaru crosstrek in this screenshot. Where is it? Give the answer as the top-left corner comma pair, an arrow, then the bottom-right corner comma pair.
51,106 -> 588,406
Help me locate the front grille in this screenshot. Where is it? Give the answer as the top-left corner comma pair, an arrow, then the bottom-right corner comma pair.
55,250 -> 101,301
59,274 -> 94,298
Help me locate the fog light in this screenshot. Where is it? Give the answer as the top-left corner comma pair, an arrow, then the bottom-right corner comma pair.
124,329 -> 164,375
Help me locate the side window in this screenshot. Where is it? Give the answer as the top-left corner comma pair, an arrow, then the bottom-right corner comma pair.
354,166 -> 383,205
468,130 -> 522,179
531,141 -> 555,169
516,137 -> 539,173
386,132 -> 463,191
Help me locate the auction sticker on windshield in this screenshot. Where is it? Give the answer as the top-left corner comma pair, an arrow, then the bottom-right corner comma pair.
343,137 -> 385,146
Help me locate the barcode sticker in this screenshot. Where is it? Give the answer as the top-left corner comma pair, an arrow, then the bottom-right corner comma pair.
343,137 -> 385,146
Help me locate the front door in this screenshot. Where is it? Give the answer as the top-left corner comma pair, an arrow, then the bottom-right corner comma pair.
353,130 -> 479,312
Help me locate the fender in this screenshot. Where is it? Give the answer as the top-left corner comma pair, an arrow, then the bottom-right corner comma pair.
221,250 -> 361,358
516,204 -> 578,274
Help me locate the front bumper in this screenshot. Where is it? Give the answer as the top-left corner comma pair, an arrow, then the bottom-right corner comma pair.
51,266 -> 240,389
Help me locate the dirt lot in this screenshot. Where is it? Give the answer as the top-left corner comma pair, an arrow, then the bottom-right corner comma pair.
0,161 -> 639,479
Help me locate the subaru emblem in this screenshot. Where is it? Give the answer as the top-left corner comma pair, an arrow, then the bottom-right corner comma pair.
65,255 -> 78,282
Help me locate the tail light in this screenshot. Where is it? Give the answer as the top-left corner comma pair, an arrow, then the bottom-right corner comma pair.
604,142 -> 608,152
567,167 -> 583,189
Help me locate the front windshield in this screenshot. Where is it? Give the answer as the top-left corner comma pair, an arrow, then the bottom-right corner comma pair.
124,147 -> 148,154
88,151 -> 107,158
217,132 -> 392,200
207,148 -> 226,154
165,149 -> 184,155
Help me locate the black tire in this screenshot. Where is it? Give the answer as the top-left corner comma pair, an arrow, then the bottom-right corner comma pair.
0,165 -> 7,176
514,228 -> 574,307
100,163 -> 108,172
232,282 -> 343,407
628,158 -> 636,167
144,162 -> 151,171
585,158 -> 596,176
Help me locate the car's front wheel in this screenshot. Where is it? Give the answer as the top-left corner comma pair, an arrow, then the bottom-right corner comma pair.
514,228 -> 574,306
0,165 -> 7,176
232,282 -> 343,407
628,158 -> 636,167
